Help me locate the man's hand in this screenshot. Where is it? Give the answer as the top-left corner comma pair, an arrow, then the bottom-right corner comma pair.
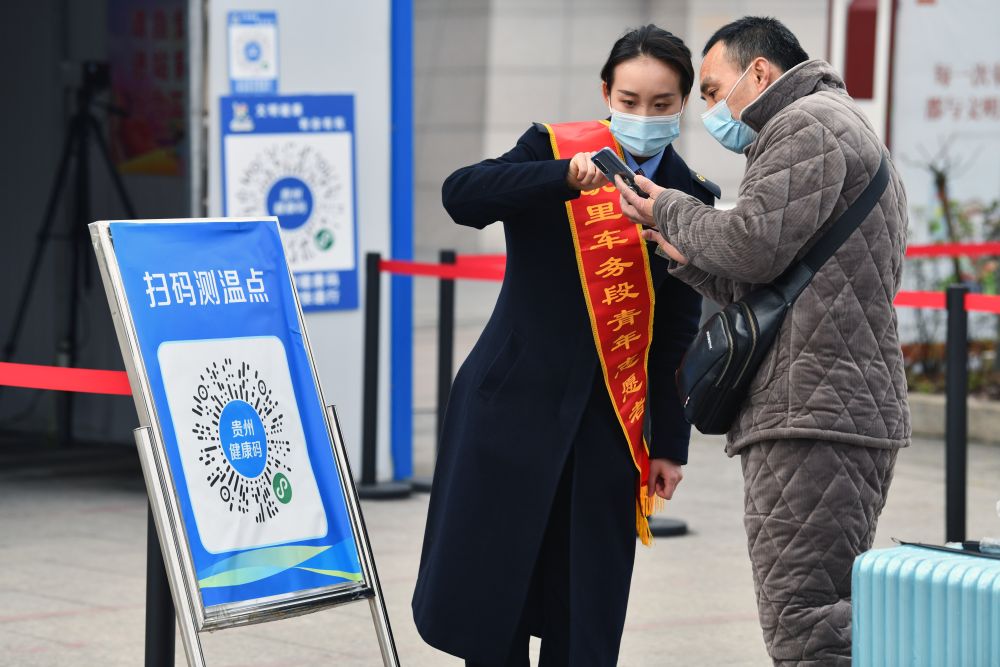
566,152 -> 608,191
640,228 -> 688,265
648,458 -> 684,501
618,173 -> 664,227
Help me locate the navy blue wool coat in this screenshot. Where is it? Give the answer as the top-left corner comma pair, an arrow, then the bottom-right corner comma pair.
412,124 -> 717,664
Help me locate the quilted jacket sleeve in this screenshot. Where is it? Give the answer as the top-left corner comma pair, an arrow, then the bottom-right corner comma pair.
652,109 -> 848,284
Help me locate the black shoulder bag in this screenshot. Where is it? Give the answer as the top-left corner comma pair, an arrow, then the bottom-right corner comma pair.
676,154 -> 890,435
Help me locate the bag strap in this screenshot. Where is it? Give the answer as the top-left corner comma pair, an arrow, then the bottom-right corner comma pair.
773,153 -> 890,303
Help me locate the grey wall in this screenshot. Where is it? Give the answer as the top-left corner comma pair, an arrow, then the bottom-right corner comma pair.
412,0 -> 829,255
413,0 -> 491,258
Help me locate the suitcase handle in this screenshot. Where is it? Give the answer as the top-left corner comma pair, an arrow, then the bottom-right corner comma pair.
896,539 -> 1000,561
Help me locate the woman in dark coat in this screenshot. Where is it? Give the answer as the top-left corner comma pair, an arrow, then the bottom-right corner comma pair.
412,25 -> 720,666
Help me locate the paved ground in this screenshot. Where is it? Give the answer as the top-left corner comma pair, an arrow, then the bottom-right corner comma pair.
2,280 -> 999,665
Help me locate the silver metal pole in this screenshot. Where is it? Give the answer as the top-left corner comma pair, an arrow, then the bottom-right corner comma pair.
134,427 -> 208,667
369,595 -> 399,667
326,406 -> 400,666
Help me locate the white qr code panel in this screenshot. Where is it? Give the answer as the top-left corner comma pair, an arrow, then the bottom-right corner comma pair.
157,336 -> 327,554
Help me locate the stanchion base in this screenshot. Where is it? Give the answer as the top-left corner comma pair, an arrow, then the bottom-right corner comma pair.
357,481 -> 412,500
410,475 -> 433,494
647,517 -> 688,538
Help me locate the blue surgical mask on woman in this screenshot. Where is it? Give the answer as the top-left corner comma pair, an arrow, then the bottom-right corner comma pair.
609,103 -> 683,158
701,65 -> 758,153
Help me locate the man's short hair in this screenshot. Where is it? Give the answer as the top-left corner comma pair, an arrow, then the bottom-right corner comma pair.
703,16 -> 809,73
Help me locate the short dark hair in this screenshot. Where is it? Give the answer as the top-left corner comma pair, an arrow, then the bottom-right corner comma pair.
703,16 -> 809,73
601,24 -> 694,98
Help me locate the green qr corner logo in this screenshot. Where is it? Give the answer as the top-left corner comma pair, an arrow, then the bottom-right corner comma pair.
315,228 -> 334,251
273,473 -> 293,504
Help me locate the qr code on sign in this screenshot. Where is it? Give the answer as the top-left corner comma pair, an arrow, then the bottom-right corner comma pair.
158,336 -> 328,554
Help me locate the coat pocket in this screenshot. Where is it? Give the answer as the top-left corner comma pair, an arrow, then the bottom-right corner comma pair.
477,330 -> 524,401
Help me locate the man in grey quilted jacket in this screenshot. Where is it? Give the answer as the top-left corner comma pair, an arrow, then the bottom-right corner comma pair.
620,16 -> 909,666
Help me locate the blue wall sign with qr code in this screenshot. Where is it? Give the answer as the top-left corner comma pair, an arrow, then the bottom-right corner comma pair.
228,11 -> 278,95
220,94 -> 359,311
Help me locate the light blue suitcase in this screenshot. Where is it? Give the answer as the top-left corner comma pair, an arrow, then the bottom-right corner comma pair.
853,545 -> 1000,666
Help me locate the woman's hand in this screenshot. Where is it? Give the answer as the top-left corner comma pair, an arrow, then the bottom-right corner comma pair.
566,152 -> 608,191
648,458 -> 684,501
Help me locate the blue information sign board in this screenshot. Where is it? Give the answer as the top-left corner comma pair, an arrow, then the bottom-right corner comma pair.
227,11 -> 278,95
220,95 -> 359,311
96,219 -> 367,614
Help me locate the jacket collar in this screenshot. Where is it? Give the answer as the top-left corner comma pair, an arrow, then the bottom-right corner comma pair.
740,59 -> 847,134
623,148 -> 666,179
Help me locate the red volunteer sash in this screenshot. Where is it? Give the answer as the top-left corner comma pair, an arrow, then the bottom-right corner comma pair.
542,120 -> 659,545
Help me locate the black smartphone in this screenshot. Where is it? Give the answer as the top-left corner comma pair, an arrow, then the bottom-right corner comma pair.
590,147 -> 649,199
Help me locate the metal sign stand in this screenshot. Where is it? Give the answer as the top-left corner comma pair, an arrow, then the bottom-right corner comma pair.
137,411 -> 399,667
326,406 -> 399,666
90,219 -> 399,667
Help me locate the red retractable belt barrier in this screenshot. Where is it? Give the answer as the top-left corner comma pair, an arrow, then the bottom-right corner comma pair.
378,260 -> 503,281
8,253 -> 1000,397
894,291 -> 946,310
0,362 -> 131,395
906,243 -> 1000,259
385,246 -> 1000,283
894,291 -> 1000,314
379,257 -> 505,281
962,293 -> 1000,315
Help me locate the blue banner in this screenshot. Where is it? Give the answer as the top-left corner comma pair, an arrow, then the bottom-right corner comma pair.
111,219 -> 363,607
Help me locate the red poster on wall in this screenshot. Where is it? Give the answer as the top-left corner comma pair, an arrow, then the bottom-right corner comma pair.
108,0 -> 187,176
891,0 -> 1000,243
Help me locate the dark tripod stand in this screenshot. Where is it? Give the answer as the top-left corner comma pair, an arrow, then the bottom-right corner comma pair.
2,62 -> 137,445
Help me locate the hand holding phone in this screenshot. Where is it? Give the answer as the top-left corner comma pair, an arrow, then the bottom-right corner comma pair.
566,152 -> 608,191
590,148 -> 649,199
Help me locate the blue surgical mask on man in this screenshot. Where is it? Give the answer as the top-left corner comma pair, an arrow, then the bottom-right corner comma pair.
609,103 -> 683,158
702,65 -> 758,153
